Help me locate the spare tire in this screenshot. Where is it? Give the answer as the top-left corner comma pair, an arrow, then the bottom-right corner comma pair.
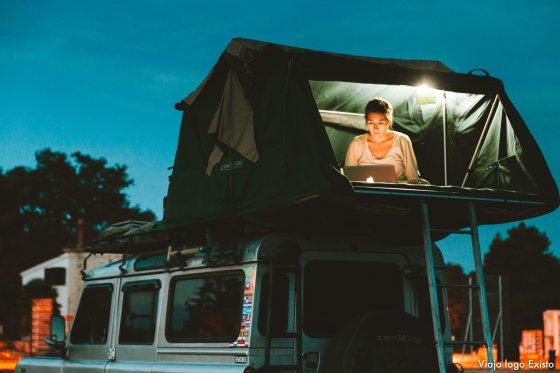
324,311 -> 438,373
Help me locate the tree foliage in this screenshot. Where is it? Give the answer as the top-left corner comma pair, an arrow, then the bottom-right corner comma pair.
0,149 -> 155,264
484,222 -> 560,359
0,149 -> 155,337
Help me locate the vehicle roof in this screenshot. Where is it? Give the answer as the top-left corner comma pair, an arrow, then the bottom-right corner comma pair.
84,233 -> 442,280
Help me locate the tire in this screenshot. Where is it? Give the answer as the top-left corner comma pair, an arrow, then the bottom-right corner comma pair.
324,311 -> 438,373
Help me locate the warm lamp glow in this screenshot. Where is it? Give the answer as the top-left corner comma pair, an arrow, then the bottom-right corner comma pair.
416,82 -> 442,105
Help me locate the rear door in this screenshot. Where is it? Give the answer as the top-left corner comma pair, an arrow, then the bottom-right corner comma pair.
301,253 -> 408,371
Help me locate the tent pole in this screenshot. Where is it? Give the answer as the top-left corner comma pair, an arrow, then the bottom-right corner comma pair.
499,275 -> 504,362
443,92 -> 448,186
461,94 -> 500,187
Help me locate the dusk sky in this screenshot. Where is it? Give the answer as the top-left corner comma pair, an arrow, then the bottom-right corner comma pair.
1,0 -> 559,272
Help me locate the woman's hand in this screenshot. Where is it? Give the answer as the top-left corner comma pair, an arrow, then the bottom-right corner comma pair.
408,177 -> 430,185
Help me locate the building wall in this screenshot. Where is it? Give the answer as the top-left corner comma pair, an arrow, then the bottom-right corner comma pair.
20,249 -> 121,321
544,310 -> 560,355
65,251 -> 121,319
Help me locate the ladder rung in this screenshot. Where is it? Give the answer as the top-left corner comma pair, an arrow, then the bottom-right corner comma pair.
431,228 -> 472,235
444,340 -> 487,346
437,283 -> 480,289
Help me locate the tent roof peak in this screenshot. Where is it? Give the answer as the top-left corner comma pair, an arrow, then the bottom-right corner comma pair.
227,37 -> 456,74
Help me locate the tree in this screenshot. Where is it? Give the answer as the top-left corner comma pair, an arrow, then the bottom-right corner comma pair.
484,222 -> 560,359
0,149 -> 156,338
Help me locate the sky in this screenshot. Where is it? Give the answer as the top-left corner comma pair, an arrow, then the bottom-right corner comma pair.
1,0 -> 559,272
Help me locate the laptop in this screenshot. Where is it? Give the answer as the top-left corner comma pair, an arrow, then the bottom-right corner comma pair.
343,164 -> 397,183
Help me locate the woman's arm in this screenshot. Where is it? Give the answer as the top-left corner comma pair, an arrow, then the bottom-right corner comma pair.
345,139 -> 359,166
400,134 -> 419,181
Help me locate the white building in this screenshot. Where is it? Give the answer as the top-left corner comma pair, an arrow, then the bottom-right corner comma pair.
20,248 -> 120,322
544,310 -> 560,357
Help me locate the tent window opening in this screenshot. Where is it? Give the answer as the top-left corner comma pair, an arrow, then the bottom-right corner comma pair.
309,80 -> 513,189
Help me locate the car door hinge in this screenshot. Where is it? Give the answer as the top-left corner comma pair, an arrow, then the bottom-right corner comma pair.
108,348 -> 116,361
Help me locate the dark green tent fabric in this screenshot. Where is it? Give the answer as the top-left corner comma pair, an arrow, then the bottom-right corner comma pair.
164,45 -> 352,228
163,38 -> 558,230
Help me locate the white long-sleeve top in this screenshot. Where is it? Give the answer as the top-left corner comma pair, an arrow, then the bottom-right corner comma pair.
345,131 -> 419,182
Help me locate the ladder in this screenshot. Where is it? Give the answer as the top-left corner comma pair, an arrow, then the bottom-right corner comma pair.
420,199 -> 495,373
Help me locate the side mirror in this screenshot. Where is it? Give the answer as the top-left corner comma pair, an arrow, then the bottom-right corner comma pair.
45,315 -> 66,348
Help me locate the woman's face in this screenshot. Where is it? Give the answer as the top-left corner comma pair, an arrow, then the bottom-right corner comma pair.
366,112 -> 390,136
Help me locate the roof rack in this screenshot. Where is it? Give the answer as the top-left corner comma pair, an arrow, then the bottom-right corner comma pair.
86,220 -> 170,254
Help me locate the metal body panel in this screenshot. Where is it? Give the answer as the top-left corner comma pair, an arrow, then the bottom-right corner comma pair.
105,361 -> 154,372
62,360 -> 109,373
15,357 -> 63,373
151,363 -> 246,373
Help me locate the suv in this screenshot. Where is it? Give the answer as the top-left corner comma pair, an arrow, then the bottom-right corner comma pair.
16,232 -> 452,373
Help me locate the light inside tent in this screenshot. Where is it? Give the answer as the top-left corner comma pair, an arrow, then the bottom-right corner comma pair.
416,82 -> 443,105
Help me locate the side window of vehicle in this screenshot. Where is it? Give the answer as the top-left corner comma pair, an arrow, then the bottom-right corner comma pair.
166,272 -> 244,342
70,284 -> 113,344
119,280 -> 160,344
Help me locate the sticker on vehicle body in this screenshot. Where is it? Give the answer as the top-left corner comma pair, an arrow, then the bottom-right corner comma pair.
230,264 -> 256,348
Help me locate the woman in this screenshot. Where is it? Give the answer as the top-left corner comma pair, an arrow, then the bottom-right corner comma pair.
345,98 -> 419,183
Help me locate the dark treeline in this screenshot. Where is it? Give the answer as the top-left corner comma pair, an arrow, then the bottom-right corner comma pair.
0,149 -> 155,338
446,223 -> 560,360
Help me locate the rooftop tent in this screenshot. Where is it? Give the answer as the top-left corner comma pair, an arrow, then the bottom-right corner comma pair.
163,38 -> 558,234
